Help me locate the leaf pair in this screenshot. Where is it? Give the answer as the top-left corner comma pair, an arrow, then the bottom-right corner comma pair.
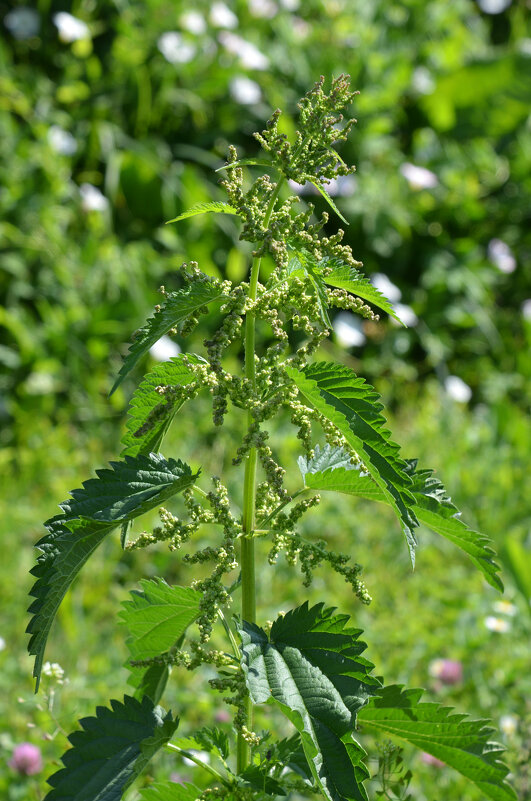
241,603 -> 515,801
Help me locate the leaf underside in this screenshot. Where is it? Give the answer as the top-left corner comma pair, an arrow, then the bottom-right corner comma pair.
45,695 -> 178,801
358,685 -> 516,801
27,453 -> 198,688
240,602 -> 380,801
301,451 -> 502,590
111,281 -> 226,394
165,201 -> 239,224
121,354 -> 206,458
285,362 -> 419,563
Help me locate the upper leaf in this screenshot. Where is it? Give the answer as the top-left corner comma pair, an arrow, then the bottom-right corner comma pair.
28,454 -> 199,688
358,685 -> 516,801
298,443 -> 358,481
121,354 -> 206,457
166,201 -> 239,224
307,179 -> 349,225
215,157 -> 274,172
240,602 -> 380,801
301,455 -> 502,590
285,362 -> 419,563
320,256 -> 404,324
111,282 -> 226,394
287,252 -> 331,327
45,695 -> 178,801
120,578 -> 202,661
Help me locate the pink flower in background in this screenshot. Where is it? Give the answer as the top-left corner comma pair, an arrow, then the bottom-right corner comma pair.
8,743 -> 43,776
214,708 -> 231,723
421,752 -> 445,768
429,658 -> 463,685
170,772 -> 186,784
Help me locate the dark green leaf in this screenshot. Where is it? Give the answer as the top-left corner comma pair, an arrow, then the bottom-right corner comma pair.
127,662 -> 171,706
285,362 -> 418,563
302,457 -> 502,590
166,201 -> 239,223
45,695 -> 178,801
120,578 -> 202,661
122,355 -> 206,457
320,257 -> 404,324
111,282 -> 226,394
239,765 -> 286,796
28,454 -> 198,688
358,685 -> 516,801
240,602 -> 380,801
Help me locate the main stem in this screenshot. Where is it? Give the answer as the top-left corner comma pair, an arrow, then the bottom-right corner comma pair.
237,179 -> 284,773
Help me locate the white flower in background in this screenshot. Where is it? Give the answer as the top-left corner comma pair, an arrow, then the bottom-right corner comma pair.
42,662 -> 65,683
324,175 -> 357,197
0,636 -> 5,651
484,616 -> 511,633
230,76 -> 262,105
248,0 -> 278,18
210,2 -> 238,29
392,303 -> 418,327
477,0 -> 512,14
79,183 -> 109,212
400,162 -> 438,190
488,238 -> 516,274
218,32 -> 269,69
444,375 -> 472,403
47,126 -> 77,156
158,32 -> 196,64
371,273 -> 402,304
499,715 -> 518,736
4,7 -> 40,40
180,11 -> 207,34
279,0 -> 300,8
411,66 -> 435,95
53,12 -> 90,43
149,336 -> 180,362
522,299 -> 531,320
493,600 -> 517,616
333,312 -> 366,348
182,749 -> 211,767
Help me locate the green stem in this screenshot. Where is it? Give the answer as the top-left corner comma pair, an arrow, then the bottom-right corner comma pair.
165,744 -> 228,784
237,177 -> 285,773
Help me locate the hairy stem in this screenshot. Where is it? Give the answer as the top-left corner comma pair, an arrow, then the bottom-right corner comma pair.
237,178 -> 284,773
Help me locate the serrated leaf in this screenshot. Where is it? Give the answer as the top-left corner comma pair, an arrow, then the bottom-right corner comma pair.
45,695 -> 178,801
302,457 -> 502,590
215,158 -> 275,172
307,179 -> 349,224
111,282 -> 226,394
285,362 -> 418,563
166,201 -> 239,224
139,784 -> 200,801
240,602 -> 380,801
122,355 -> 206,457
358,685 -> 516,801
298,443 -> 358,481
128,662 -> 171,705
239,765 -> 286,796
320,257 -> 404,324
28,454 -> 199,688
121,579 -> 202,661
287,252 -> 331,327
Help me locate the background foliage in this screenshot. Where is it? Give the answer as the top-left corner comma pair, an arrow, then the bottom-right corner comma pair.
0,0 -> 530,799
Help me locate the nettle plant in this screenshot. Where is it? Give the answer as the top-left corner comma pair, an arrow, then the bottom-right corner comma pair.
27,78 -> 515,801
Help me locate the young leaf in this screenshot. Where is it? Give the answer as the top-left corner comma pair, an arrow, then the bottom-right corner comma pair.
301,456 -> 502,590
44,695 -> 178,801
358,685 -> 516,801
215,157 -> 275,172
166,201 -> 239,224
285,362 -> 419,563
120,578 -> 202,661
28,454 -> 199,688
298,443 -> 357,481
307,178 -> 349,225
122,355 -> 207,457
320,256 -> 404,324
111,282 -> 227,394
287,252 -> 331,327
239,764 -> 287,796
240,602 -> 380,801
139,784 -> 201,801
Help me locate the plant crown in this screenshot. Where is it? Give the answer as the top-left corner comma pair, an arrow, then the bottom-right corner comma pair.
27,76 -> 513,801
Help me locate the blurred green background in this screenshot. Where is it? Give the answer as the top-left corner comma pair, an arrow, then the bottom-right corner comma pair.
1,0 -> 530,798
